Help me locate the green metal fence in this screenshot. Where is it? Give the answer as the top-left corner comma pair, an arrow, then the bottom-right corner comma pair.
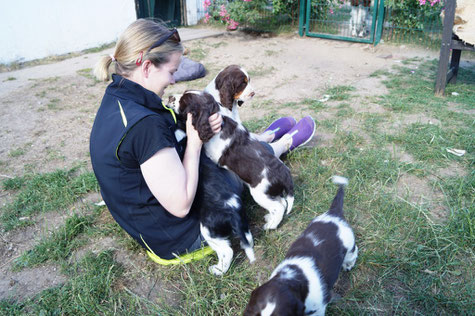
381,2 -> 444,49
233,0 -> 445,49
301,0 -> 383,44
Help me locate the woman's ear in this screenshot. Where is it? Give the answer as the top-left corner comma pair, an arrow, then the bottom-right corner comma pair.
142,60 -> 154,78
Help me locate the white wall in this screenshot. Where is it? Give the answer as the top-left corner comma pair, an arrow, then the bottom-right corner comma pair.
186,0 -> 205,25
0,0 -> 137,64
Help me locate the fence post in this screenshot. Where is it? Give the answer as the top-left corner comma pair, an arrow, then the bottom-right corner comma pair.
374,0 -> 385,46
435,0 -> 456,95
298,0 -> 306,36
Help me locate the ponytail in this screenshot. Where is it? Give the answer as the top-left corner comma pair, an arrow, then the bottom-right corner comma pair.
94,55 -> 114,81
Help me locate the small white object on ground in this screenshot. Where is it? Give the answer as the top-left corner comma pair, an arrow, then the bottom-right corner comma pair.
446,148 -> 466,156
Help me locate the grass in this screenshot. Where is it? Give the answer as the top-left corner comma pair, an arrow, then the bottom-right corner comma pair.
13,213 -> 94,270
0,59 -> 474,314
325,85 -> 356,101
77,68 -> 101,86
0,167 -> 98,231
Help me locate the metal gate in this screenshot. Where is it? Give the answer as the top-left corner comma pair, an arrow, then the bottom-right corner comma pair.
299,0 -> 385,45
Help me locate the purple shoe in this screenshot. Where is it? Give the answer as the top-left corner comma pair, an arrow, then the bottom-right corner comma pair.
287,116 -> 316,151
264,117 -> 297,141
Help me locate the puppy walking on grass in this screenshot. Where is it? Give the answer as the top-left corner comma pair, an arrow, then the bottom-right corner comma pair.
244,176 -> 357,316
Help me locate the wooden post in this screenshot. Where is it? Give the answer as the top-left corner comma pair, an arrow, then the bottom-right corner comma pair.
448,48 -> 462,84
434,0 -> 456,96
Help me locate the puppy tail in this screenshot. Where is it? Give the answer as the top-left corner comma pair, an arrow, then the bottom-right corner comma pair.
329,176 -> 348,218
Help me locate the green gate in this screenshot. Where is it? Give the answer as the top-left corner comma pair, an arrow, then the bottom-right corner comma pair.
299,0 -> 385,45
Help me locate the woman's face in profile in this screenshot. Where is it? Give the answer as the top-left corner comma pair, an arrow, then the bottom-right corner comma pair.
146,51 -> 182,97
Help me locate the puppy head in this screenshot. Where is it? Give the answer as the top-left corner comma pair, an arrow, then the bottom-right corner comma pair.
214,65 -> 255,110
244,281 -> 305,316
167,91 -> 220,142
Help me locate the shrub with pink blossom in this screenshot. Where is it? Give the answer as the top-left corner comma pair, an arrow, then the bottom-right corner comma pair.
202,0 -> 268,30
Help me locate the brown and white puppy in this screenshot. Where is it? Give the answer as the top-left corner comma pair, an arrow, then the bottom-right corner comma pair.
244,176 -> 358,316
168,90 -> 294,231
204,64 -> 255,125
168,91 -> 255,275
205,65 -> 275,142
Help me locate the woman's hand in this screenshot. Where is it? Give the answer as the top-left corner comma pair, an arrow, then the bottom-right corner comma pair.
186,113 -> 202,150
208,113 -> 222,134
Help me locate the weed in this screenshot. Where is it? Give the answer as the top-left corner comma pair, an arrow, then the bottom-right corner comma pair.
77,68 -> 101,85
302,98 -> 326,111
370,69 -> 391,78
325,85 -> 356,101
187,45 -> 208,61
8,148 -> 25,158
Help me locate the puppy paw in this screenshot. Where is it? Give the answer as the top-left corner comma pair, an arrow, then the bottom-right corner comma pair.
342,257 -> 357,271
263,214 -> 282,230
263,221 -> 279,230
342,263 -> 353,271
209,265 -> 225,276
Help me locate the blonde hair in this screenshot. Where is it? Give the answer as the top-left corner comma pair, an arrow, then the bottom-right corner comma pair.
94,19 -> 183,81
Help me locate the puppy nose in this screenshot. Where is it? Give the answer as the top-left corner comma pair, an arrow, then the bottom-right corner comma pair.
250,92 -> 255,97
168,96 -> 176,103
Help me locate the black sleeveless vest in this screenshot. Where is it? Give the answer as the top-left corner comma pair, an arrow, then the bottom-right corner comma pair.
90,74 -> 199,259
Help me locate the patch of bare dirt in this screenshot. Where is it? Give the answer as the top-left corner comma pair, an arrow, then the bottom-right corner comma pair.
436,163 -> 468,178
0,264 -> 66,301
396,173 -> 446,220
383,113 -> 441,135
447,102 -> 475,115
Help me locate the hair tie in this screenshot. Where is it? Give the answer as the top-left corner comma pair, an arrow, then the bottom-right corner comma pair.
109,54 -> 116,62
136,51 -> 143,66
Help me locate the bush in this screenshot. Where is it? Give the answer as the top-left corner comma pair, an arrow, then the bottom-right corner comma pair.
386,0 -> 443,30
203,0 -> 268,30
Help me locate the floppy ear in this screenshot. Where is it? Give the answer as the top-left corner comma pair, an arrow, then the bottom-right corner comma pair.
215,69 -> 235,110
178,93 -> 193,120
190,102 -> 215,143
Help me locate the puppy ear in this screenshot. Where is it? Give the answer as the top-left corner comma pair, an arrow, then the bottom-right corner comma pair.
216,71 -> 235,110
177,94 -> 192,120
191,103 -> 215,143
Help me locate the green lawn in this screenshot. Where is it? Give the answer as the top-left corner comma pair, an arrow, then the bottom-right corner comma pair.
1,58 -> 473,315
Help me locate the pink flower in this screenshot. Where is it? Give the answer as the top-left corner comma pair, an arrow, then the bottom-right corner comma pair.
204,12 -> 210,23
330,8 -> 334,15
243,0 -> 252,2
227,19 -> 239,30
203,0 -> 211,10
419,0 -> 426,5
219,5 -> 228,17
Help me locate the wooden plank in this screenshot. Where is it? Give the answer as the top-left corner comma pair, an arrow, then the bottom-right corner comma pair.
435,0 -> 457,96
451,39 -> 475,51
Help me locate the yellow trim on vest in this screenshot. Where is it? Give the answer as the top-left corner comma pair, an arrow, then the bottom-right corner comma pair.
140,234 -> 214,265
118,100 -> 127,127
161,102 -> 177,124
